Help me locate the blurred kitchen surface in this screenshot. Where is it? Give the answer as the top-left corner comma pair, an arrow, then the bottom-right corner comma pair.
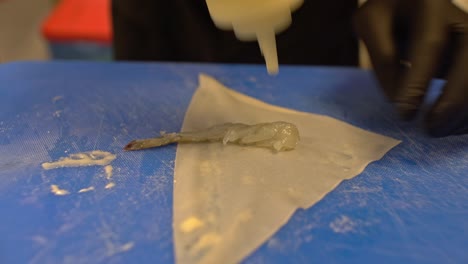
0,0 -> 113,62
0,0 -> 54,62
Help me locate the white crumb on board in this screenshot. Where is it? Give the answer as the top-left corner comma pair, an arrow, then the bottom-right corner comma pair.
329,215 -> 357,234
78,186 -> 95,193
31,236 -> 48,245
106,241 -> 135,257
52,95 -> 63,103
120,242 -> 135,252
104,165 -> 113,180
41,151 -> 116,170
180,217 -> 205,233
267,238 -> 283,250
50,185 -> 70,196
53,110 -> 62,118
105,182 -> 116,189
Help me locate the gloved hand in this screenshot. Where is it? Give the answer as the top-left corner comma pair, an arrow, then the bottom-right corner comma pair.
354,0 -> 468,137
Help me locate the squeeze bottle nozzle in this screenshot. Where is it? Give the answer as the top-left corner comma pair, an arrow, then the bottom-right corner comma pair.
205,0 -> 303,75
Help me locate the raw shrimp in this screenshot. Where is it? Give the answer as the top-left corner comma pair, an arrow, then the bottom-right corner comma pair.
124,121 -> 300,152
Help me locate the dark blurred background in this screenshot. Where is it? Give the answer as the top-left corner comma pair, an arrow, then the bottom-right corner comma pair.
2,0 -> 467,65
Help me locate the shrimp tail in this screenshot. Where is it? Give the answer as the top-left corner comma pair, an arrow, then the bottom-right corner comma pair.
124,133 -> 181,151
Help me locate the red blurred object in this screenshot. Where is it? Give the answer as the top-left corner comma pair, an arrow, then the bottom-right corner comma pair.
42,0 -> 112,43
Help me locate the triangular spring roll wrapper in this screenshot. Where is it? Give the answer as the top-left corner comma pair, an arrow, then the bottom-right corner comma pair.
173,74 -> 400,264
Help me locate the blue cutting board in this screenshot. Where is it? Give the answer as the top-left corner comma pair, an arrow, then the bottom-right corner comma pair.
0,61 -> 466,264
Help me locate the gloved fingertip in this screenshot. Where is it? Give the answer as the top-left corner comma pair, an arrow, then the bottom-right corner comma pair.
393,85 -> 427,120
394,101 -> 418,120
426,125 -> 451,138
426,112 -> 463,138
425,108 -> 447,137
452,126 -> 468,136
426,120 -> 468,137
425,100 -> 468,137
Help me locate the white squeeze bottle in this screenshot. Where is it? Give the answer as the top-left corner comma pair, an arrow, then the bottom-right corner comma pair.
205,0 -> 304,75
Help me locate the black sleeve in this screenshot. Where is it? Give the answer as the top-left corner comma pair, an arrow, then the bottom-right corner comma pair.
112,0 -> 172,61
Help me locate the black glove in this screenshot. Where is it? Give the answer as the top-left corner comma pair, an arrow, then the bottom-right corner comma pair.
354,0 -> 468,137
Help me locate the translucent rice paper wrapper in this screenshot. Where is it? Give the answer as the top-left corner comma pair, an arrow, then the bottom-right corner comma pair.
173,74 -> 400,264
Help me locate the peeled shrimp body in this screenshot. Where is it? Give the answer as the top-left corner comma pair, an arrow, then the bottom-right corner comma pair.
124,121 -> 300,152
